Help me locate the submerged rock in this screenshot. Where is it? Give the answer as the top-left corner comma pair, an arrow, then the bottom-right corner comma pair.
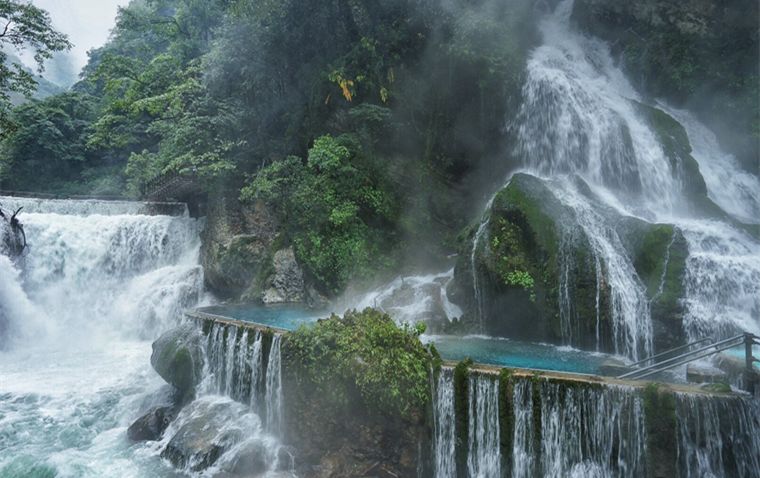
150,324 -> 204,400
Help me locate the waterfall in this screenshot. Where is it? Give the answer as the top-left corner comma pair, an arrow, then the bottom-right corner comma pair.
676,394 -> 760,478
501,0 -> 760,354
433,368 -> 457,478
0,197 -> 205,475
512,379 -> 536,478
467,374 -> 501,477
265,334 -> 283,434
201,322 -> 284,434
471,213 -> 491,333
539,382 -> 646,478
249,330 -> 264,409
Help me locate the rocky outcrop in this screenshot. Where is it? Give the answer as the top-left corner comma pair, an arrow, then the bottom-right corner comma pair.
201,193 -> 279,300
261,247 -> 305,304
0,206 -> 26,259
150,324 -> 205,401
201,193 -> 321,306
281,309 -> 431,477
455,173 -> 688,354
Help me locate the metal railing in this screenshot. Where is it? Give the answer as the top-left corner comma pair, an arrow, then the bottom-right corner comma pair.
618,333 -> 760,392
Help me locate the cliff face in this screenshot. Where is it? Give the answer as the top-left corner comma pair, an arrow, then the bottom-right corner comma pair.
201,192 -> 326,306
572,0 -> 759,171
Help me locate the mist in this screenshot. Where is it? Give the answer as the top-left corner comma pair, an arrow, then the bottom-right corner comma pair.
23,0 -> 127,86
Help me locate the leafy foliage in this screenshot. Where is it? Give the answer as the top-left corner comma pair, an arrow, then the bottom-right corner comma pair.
283,308 -> 431,420
0,0 -> 70,136
242,134 -> 397,294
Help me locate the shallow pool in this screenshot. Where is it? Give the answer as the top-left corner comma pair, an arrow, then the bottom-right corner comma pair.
425,335 -> 613,375
195,305 -> 619,375
197,304 -> 326,331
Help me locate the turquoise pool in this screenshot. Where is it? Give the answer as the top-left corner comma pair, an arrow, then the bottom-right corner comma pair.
426,335 -> 610,375
194,305 -> 616,375
197,304 -> 327,331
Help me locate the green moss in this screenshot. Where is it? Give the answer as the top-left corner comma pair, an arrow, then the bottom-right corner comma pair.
498,369 -> 514,471
634,102 -> 707,199
700,382 -> 732,394
493,180 -> 559,258
453,358 -> 472,476
642,383 -> 677,478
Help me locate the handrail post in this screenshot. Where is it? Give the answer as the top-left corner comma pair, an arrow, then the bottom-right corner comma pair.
744,333 -> 756,395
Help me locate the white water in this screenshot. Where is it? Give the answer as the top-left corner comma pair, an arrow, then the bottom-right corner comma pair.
506,0 -> 760,354
511,379 -> 536,478
676,394 -> 760,478
0,198 -> 205,476
539,382 -> 646,478
433,368 -> 457,478
264,334 -> 283,434
467,374 -> 501,477
202,322 -> 285,436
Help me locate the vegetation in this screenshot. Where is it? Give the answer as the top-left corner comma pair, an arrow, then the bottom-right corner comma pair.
0,0 -> 538,295
283,308 -> 431,420
0,0 -> 71,137
242,134 -> 398,294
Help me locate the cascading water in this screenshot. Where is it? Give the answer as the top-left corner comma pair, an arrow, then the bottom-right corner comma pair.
202,322 -> 285,436
676,393 -> 760,478
264,334 -> 283,434
195,322 -> 291,474
511,379 -> 536,478
433,368 -> 456,478
467,374 -> 501,477
538,382 -> 646,478
0,197 -> 205,476
432,371 -> 650,478
504,0 -> 760,354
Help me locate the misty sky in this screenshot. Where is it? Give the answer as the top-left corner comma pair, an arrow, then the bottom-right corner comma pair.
25,0 -> 128,86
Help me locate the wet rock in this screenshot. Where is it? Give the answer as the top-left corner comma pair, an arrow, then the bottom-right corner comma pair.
201,194 -> 278,300
150,324 -> 204,400
127,405 -> 178,442
222,439 -> 272,476
161,397 -> 269,473
686,364 -> 728,385
261,247 -> 305,304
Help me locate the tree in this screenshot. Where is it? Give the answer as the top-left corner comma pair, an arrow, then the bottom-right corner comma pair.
0,0 -> 71,136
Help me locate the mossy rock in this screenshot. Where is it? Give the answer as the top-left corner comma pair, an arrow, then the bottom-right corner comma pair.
458,173 -> 608,349
642,383 -> 677,478
151,324 -> 205,401
618,218 -> 688,352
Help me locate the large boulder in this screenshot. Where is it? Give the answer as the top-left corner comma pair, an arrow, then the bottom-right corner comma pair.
150,324 -> 204,400
454,173 -> 688,354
